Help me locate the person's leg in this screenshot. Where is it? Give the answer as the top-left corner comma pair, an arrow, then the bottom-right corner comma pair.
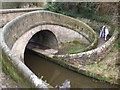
99,30 -> 102,38
103,32 -> 105,38
101,31 -> 104,38
105,35 -> 106,40
105,34 -> 107,40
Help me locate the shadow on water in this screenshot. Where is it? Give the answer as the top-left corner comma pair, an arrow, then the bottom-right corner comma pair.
24,49 -> 119,88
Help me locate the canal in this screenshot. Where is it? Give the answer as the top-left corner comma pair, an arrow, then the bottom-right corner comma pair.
24,49 -> 119,88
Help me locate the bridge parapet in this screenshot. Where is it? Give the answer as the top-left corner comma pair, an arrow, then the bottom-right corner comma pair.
56,28 -> 119,65
0,8 -> 43,28
0,10 -> 98,88
2,11 -> 97,50
0,9 -> 119,88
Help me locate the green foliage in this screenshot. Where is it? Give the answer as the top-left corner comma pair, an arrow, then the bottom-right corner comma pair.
52,56 -> 58,59
114,41 -> 120,52
44,2 -> 65,13
44,2 -> 112,24
32,2 -> 38,5
72,40 -> 81,44
2,60 -> 20,84
110,49 -> 114,52
117,80 -> 120,85
88,64 -> 95,68
76,2 -> 97,13
90,13 -> 111,23
59,41 -> 88,54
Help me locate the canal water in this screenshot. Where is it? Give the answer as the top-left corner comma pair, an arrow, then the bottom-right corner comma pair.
24,49 -> 119,88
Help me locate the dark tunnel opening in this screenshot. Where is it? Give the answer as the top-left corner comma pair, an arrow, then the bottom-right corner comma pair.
27,30 -> 58,50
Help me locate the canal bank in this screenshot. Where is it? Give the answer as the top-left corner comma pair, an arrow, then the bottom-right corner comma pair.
25,49 -> 119,88
26,27 -> 119,86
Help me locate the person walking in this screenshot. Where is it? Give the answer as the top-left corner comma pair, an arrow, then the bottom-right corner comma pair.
104,26 -> 109,41
99,25 -> 105,38
99,25 -> 109,41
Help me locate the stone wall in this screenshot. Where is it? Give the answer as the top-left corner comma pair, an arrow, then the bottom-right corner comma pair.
0,8 -> 43,27
1,2 -> 46,9
56,28 -> 119,65
11,24 -> 90,62
2,11 -> 97,50
0,9 -> 52,88
1,2 -> 24,9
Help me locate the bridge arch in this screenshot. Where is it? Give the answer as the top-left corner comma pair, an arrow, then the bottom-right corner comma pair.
0,10 -> 98,64
28,30 -> 58,49
11,27 -> 59,62
11,24 -> 90,62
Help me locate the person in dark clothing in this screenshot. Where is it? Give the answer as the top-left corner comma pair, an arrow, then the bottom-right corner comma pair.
99,25 -> 109,40
99,25 -> 105,38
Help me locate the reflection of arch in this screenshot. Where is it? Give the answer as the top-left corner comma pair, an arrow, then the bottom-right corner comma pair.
29,30 -> 58,49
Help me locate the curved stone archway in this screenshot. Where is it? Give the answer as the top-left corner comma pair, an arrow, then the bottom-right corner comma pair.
29,30 -> 58,49
11,24 -> 90,62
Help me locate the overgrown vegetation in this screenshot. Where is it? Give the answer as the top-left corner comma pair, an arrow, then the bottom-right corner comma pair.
58,41 -> 88,54
44,2 -> 118,24
114,41 -> 120,49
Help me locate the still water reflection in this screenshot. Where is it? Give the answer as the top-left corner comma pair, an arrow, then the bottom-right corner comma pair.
24,49 -> 119,88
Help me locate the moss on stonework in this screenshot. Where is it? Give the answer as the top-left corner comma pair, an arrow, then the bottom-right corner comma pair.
58,60 -> 118,85
14,36 -> 18,41
52,56 -> 59,59
2,58 -> 31,88
58,41 -> 88,54
83,70 -> 118,85
117,79 -> 120,85
2,59 -> 19,82
85,43 -> 119,85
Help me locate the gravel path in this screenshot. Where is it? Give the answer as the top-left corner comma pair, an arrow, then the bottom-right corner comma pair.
96,31 -> 106,47
97,38 -> 106,47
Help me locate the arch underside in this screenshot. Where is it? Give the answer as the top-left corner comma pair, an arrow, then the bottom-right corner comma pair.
29,30 -> 58,49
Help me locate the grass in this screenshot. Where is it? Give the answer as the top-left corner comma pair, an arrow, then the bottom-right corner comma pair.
52,56 -> 58,59
58,41 -> 88,54
57,9 -> 112,25
114,40 -> 120,50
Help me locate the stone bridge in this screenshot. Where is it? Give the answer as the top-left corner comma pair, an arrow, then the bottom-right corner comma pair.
11,24 -> 91,62
0,8 -> 119,88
